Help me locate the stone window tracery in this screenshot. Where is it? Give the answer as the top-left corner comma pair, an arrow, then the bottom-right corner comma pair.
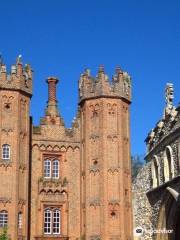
0,210 -> 8,228
2,144 -> 10,160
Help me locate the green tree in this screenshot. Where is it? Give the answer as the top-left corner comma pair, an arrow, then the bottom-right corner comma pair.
0,228 -> 8,240
131,155 -> 144,182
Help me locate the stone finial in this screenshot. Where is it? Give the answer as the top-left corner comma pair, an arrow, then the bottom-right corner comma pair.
98,65 -> 104,73
11,65 -> 17,74
0,65 -> 7,73
164,83 -> 176,118
115,65 -> 123,74
165,83 -> 174,109
16,54 -> 22,65
16,55 -> 23,76
24,64 -> 32,80
84,68 -> 90,76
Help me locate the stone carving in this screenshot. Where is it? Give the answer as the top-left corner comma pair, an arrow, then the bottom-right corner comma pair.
38,178 -> 68,195
89,104 -> 100,118
107,103 -> 117,115
0,198 -> 12,207
107,135 -> 118,142
2,95 -> 14,112
164,83 -> 177,119
1,128 -> 13,135
0,160 -> 12,169
16,54 -> 22,64
134,84 -> 180,240
165,83 -> 174,110
0,65 -> 6,73
19,163 -> 26,172
18,199 -> 26,209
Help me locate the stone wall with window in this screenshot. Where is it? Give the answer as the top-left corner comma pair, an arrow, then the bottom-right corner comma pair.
133,84 -> 180,239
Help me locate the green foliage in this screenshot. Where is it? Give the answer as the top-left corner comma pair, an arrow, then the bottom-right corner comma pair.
0,228 -> 8,240
131,155 -> 144,182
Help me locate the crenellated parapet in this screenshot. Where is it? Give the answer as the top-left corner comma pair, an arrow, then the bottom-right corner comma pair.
79,65 -> 131,103
0,55 -> 33,96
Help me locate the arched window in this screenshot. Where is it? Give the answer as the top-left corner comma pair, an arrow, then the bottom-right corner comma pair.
164,146 -> 174,182
18,212 -> 22,229
53,209 -> 60,234
151,156 -> 159,188
52,160 -> 59,179
44,208 -> 61,235
44,160 -> 51,178
0,210 -> 8,227
44,209 -> 52,234
2,144 -> 10,160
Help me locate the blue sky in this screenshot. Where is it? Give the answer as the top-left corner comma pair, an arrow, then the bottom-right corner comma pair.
0,0 -> 180,157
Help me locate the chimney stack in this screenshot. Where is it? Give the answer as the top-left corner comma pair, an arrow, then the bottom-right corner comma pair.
46,77 -> 59,117
47,77 -> 59,103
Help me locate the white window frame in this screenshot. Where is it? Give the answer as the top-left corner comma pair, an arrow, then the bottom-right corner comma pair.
44,160 -> 51,179
53,209 -> 61,234
52,160 -> 59,179
18,212 -> 22,229
2,144 -> 10,160
44,209 -> 52,235
44,208 -> 61,235
0,210 -> 8,228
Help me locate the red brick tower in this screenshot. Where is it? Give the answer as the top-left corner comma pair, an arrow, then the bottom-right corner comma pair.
0,56 -> 33,239
79,66 -> 132,240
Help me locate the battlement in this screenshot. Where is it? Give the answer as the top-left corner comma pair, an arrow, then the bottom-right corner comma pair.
78,66 -> 131,103
0,55 -> 33,96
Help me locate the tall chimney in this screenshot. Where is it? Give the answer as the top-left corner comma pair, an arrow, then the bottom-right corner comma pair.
47,77 -> 58,103
46,77 -> 59,117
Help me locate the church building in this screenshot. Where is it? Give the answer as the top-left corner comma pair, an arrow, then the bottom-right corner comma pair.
133,83 -> 180,240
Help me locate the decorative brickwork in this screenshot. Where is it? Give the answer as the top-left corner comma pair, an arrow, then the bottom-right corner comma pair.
0,58 -> 132,240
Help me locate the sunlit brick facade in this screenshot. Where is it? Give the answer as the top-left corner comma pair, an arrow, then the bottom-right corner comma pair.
0,57 -> 132,240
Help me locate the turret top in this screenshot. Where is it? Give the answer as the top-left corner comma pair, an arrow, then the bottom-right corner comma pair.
0,55 -> 33,96
78,66 -> 132,103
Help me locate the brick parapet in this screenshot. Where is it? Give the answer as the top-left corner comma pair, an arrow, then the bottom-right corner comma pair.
78,66 -> 131,104
0,58 -> 33,96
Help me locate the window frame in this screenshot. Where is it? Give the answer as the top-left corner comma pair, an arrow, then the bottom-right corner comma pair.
0,210 -> 8,228
44,208 -> 52,235
18,212 -> 23,229
44,159 -> 51,179
52,160 -> 59,179
2,144 -> 10,160
44,208 -> 61,235
164,146 -> 174,182
43,156 -> 60,180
